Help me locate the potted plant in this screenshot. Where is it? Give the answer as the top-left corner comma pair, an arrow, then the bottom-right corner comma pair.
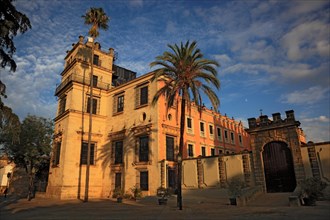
130,186 -> 142,201
112,187 -> 124,203
157,187 -> 170,205
227,178 -> 246,205
299,177 -> 327,206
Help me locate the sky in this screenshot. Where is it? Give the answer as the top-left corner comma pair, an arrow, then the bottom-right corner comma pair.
1,0 -> 329,142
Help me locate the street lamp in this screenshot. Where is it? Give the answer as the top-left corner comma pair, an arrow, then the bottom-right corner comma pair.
177,153 -> 182,210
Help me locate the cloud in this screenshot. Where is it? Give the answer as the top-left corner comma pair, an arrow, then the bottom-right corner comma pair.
129,0 -> 144,8
214,54 -> 232,67
302,116 -> 330,123
280,86 -> 329,105
301,115 -> 330,142
281,20 -> 330,61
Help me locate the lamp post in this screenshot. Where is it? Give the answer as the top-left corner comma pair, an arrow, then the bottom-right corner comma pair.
177,153 -> 182,210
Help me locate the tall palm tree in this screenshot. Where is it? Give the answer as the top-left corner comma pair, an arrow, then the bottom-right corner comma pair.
82,7 -> 109,202
150,41 -> 220,210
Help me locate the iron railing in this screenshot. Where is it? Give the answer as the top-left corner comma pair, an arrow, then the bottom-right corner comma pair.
55,73 -> 111,95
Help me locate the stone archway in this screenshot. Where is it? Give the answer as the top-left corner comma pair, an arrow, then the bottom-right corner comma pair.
262,141 -> 296,192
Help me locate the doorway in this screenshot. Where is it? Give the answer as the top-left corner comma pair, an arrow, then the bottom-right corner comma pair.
263,141 -> 296,192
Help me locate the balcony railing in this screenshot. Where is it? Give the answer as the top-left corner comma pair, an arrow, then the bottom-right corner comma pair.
55,73 -> 111,95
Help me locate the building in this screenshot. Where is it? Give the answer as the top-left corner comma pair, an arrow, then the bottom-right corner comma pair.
246,111 -> 307,193
46,36 -> 250,199
0,155 -> 13,194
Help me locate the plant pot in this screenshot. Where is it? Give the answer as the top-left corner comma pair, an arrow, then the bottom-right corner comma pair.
117,197 -> 123,203
158,198 -> 168,205
229,198 -> 237,205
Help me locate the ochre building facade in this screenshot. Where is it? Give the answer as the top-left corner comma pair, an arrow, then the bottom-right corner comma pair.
46,37 -> 251,199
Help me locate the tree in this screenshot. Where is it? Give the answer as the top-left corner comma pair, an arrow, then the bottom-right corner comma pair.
82,7 -> 109,202
3,115 -> 53,200
0,103 -> 20,149
150,41 -> 220,210
0,0 -> 31,72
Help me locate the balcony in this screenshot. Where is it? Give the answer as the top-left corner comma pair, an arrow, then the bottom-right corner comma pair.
55,73 -> 111,95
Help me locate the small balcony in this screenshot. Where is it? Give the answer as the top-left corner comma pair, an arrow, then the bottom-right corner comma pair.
55,73 -> 111,96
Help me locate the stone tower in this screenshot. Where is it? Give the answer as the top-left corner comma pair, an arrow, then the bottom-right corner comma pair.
47,36 -> 115,199
246,110 -> 306,192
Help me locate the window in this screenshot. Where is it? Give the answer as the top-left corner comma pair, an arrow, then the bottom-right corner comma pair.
135,84 -> 149,108
211,148 -> 215,156
200,122 -> 205,136
139,136 -> 149,162
239,134 -> 243,146
187,117 -> 193,133
166,136 -> 175,161
201,146 -> 206,157
209,124 -> 214,138
224,130 -> 229,143
81,142 -> 96,165
58,96 -> 66,115
117,95 -> 124,113
53,142 -> 61,166
187,118 -> 192,128
92,75 -> 98,87
93,54 -> 99,66
87,97 -> 99,114
115,173 -> 121,189
140,171 -> 148,191
114,141 -> 123,164
140,86 -> 148,105
217,127 -> 222,141
230,132 -> 235,144
188,144 -> 194,157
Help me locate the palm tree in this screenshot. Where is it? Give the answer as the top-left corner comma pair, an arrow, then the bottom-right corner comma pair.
82,7 -> 109,202
150,41 -> 220,210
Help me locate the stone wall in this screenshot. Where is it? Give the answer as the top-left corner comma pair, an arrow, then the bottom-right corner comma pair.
181,153 -> 254,189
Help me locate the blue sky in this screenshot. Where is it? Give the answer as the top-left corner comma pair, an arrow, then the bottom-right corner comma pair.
1,0 -> 329,142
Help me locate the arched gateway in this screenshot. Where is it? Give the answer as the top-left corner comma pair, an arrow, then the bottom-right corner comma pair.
263,141 -> 296,192
246,110 -> 306,192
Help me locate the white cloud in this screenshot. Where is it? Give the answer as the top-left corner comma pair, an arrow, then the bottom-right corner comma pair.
281,20 -> 330,61
302,116 -> 330,123
301,114 -> 330,142
214,54 -> 231,66
129,0 -> 144,8
280,86 -> 329,105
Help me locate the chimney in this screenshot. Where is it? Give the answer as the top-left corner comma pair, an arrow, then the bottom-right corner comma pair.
272,113 -> 281,123
95,42 -> 101,50
109,48 -> 114,56
79,35 -> 84,44
285,110 -> 295,121
260,115 -> 268,126
248,118 -> 256,128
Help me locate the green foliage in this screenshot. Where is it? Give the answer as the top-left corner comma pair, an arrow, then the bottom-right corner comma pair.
157,187 -> 171,198
227,178 -> 246,197
150,40 -> 220,113
3,115 -> 53,179
82,7 -> 109,38
0,104 -> 20,147
130,186 -> 142,199
112,187 -> 124,198
0,0 -> 32,72
299,177 -> 327,200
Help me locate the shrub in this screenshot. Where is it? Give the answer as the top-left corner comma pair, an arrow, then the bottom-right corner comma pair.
227,177 -> 246,198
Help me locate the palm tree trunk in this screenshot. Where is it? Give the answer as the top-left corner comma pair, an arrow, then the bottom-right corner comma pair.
85,38 -> 95,202
177,94 -> 186,210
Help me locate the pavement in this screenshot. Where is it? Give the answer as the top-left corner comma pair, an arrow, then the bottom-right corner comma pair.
1,189 -> 330,220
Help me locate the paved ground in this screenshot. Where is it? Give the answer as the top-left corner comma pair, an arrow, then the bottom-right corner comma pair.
1,189 -> 330,220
